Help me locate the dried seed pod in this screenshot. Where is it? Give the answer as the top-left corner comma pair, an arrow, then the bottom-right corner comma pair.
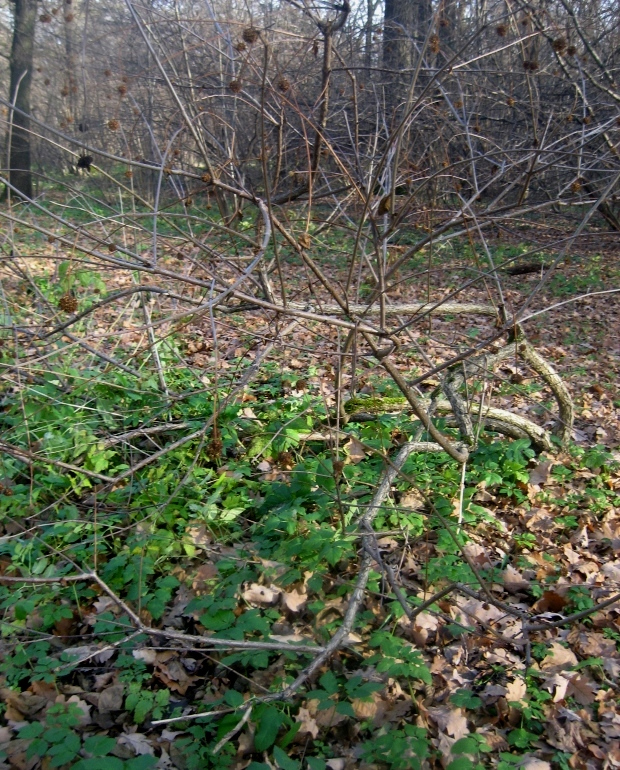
184,197 -> 193,207
495,24 -> 507,37
64,13 -> 74,22
552,37 -> 567,54
104,69 -> 112,77
76,154 -> 93,172
47,235 -> 56,244
567,44 -> 577,56
228,79 -> 242,93
277,451 -> 294,470
298,233 -> 311,249
39,13 -> 52,22
235,41 -> 247,52
507,96 -> 515,106
429,34 -> 440,54
108,243 -> 117,252
277,76 -> 290,93
242,27 -> 259,44
206,436 -> 223,460
124,170 -> 133,178
377,196 -> 391,215
439,16 -> 449,27
108,119 -> 120,130
570,179 -> 582,193
44,78 -> 50,86
118,84 -> 127,97
60,86 -> 69,97
201,172 -> 212,184
58,292 -> 78,313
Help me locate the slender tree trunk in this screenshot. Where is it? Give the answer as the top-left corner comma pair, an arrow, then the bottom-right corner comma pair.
7,0 -> 37,199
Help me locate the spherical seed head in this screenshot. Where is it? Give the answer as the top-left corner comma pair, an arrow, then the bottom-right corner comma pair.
567,45 -> 577,56
44,78 -> 50,86
552,37 -> 567,53
236,41 -> 247,52
58,293 -> 78,313
207,437 -> 223,460
65,13 -> 74,22
298,233 -> 311,249
429,34 -> 440,54
108,243 -> 117,252
118,84 -> 127,96
571,180 -> 582,193
242,27 -> 259,44
39,13 -> 52,22
108,119 -> 120,130
277,76 -> 290,93
228,80 -> 242,93
201,173 -> 212,184
124,170 -> 133,178
60,86 -> 69,97
496,24 -> 507,37
507,96 -> 515,106
185,197 -> 193,207
439,16 -> 449,27
104,69 -> 112,77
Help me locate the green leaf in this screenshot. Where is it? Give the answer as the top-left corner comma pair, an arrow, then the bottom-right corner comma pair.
319,671 -> 339,695
72,759 -> 124,770
450,690 -> 483,709
254,706 -> 283,752
447,757 -> 474,770
125,757 -> 158,770
224,690 -> 245,708
452,736 -> 479,755
83,735 -> 117,756
273,745 -> 300,770
507,728 -> 536,749
335,701 -> 355,717
306,759 -> 327,770
18,723 -> 44,739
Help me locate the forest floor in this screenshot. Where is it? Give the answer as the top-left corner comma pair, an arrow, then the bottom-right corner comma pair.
1,214 -> 620,770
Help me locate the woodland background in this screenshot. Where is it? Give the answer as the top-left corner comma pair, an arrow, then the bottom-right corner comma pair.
0,0 -> 620,768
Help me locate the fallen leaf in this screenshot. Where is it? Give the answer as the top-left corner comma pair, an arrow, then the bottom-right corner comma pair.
296,707 -> 319,739
98,684 -> 124,712
281,588 -> 307,614
529,459 -> 553,486
344,437 -> 366,464
505,677 -> 528,706
242,583 -> 281,607
427,706 -> 469,739
540,642 -> 578,673
520,758 -> 551,770
502,565 -> 530,593
117,733 -> 154,756
566,674 -> 597,706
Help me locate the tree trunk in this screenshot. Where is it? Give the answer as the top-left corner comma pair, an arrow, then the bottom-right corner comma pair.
7,0 -> 37,199
383,0 -> 415,74
382,0 -> 431,109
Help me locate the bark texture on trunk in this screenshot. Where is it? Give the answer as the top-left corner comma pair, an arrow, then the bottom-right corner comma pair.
7,0 -> 38,199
